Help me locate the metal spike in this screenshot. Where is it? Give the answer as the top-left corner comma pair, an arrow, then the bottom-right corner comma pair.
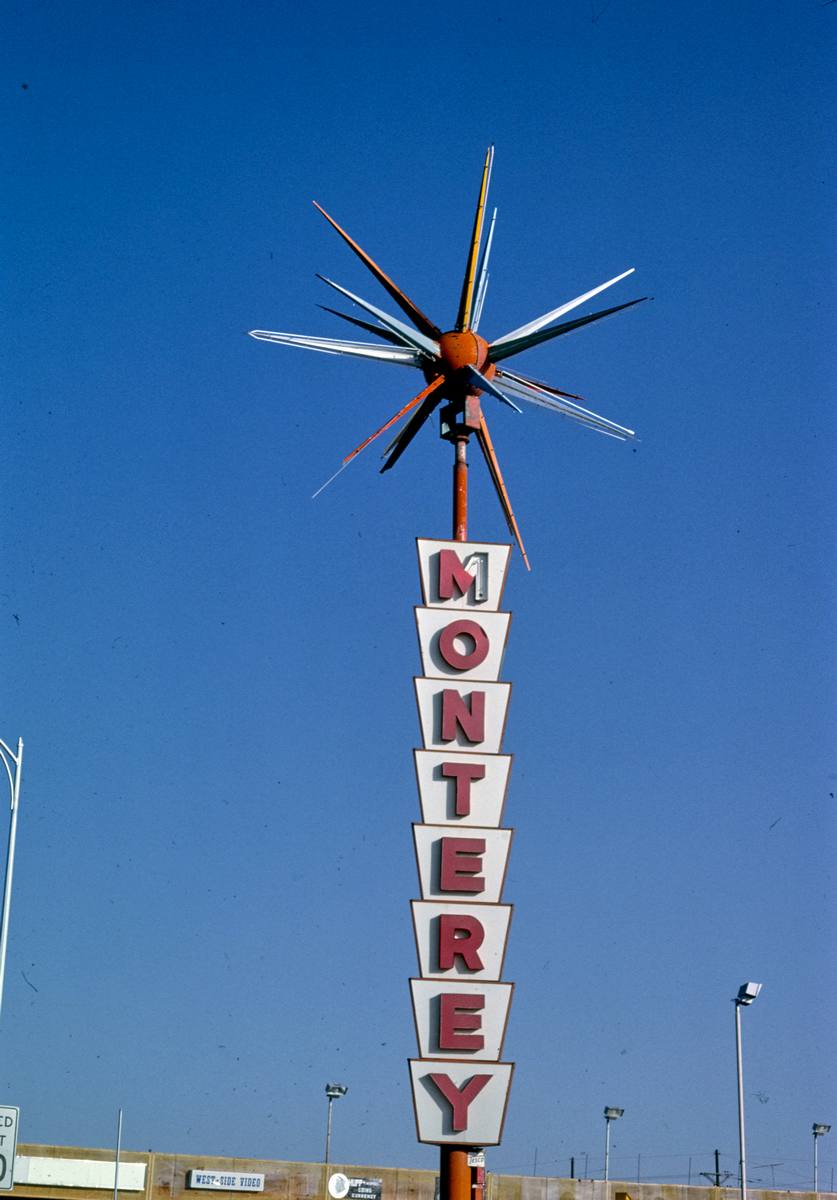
312,201 -> 442,339
489,297 -> 649,364
456,147 -> 494,331
463,366 -> 523,413
248,329 -> 419,365
492,268 -> 635,349
476,414 -> 530,570
318,306 -> 410,347
343,376 -> 445,466
317,276 -> 440,358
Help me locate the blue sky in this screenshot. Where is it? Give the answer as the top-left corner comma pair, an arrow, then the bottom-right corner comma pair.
2,0 -> 835,1187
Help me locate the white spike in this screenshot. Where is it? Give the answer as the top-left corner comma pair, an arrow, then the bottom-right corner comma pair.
497,369 -> 635,439
248,329 -> 420,365
463,366 -> 522,414
472,207 -> 497,332
492,268 -> 635,349
317,276 -> 440,358
312,460 -> 352,499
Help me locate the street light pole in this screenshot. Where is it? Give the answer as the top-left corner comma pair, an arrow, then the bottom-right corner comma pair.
733,983 -> 763,1200
324,1083 -> 348,1165
813,1125 -> 831,1193
0,736 -> 24,1022
603,1107 -> 624,1184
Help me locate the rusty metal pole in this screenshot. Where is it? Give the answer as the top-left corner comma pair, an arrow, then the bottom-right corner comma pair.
453,434 -> 469,541
440,1146 -> 472,1200
440,427 -> 475,1200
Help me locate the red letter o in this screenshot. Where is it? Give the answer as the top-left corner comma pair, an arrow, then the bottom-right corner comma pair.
438,619 -> 489,671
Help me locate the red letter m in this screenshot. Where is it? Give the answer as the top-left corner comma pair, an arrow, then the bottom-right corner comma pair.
438,549 -> 478,602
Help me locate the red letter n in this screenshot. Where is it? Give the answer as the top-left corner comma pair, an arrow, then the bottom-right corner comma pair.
441,689 -> 485,744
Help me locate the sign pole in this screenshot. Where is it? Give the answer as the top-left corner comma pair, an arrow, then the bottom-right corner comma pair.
439,423 -> 475,1200
453,433 -> 469,544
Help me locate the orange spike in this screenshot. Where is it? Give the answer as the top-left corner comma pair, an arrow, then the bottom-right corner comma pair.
342,375 -> 445,465
477,414 -> 531,570
313,202 -> 442,340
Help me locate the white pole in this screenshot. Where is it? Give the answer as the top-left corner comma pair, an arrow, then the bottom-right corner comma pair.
604,1119 -> 612,1184
324,1096 -> 334,1164
813,1133 -> 818,1194
0,737 -> 24,1021
114,1108 -> 123,1200
735,1003 -> 747,1200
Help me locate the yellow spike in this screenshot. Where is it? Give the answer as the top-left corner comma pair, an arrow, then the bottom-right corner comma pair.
456,147 -> 493,331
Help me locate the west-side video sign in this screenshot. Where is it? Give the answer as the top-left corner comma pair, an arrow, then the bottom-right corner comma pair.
187,1173 -> 265,1192
408,540 -> 515,1147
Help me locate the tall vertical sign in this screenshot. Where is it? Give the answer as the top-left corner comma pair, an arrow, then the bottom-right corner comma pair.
408,539 -> 515,1146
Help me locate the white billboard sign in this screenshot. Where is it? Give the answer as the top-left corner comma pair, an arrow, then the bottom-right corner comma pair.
410,979 -> 513,1060
413,825 -> 512,904
414,608 -> 511,682
409,538 -> 515,1147
409,1059 -> 514,1145
414,679 -> 511,754
417,540 -> 511,611
413,750 -> 511,827
411,901 -> 512,981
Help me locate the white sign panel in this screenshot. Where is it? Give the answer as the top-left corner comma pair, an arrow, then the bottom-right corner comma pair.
412,901 -> 512,981
415,608 -> 511,682
0,1108 -> 18,1191
413,825 -> 512,904
414,679 -> 511,754
187,1172 -> 265,1192
414,750 -> 511,827
410,979 -> 513,1060
409,1059 -> 514,1145
12,1156 -> 146,1191
417,540 -> 511,612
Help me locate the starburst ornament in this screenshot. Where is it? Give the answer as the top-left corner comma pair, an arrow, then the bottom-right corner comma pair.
250,147 -> 646,568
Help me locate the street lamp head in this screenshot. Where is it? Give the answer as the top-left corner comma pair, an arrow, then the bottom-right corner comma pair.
325,1083 -> 348,1099
604,1107 -> 624,1120
812,1125 -> 831,1137
735,982 -> 763,1006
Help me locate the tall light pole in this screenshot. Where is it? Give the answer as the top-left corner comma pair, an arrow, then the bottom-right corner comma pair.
812,1124 -> 831,1192
0,736 -> 24,1022
733,982 -> 763,1200
603,1107 -> 624,1184
324,1083 -> 348,1164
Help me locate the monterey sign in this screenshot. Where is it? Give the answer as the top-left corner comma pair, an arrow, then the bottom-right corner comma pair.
408,539 -> 515,1146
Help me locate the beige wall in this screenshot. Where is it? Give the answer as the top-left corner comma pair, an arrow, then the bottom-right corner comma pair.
10,1144 -> 833,1200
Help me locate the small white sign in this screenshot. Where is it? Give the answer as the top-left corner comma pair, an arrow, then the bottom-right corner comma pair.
414,750 -> 511,827
467,1152 -> 485,1168
187,1172 -> 265,1193
0,1107 -> 19,1190
410,978 -> 514,1060
414,679 -> 511,754
409,1059 -> 514,1145
411,901 -> 513,981
328,1175 -> 350,1199
417,540 -> 511,611
414,609 -> 511,682
413,825 -> 513,904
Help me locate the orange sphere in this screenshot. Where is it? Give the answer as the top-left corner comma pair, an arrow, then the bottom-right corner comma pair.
438,331 -> 493,375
